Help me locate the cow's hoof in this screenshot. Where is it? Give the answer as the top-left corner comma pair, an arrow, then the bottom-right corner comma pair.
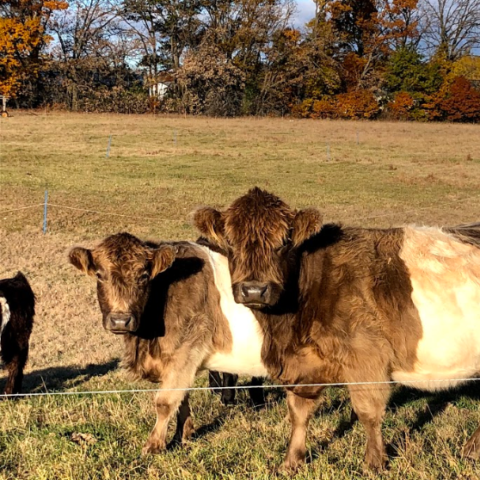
167,437 -> 183,450
364,453 -> 387,471
182,418 -> 195,443
463,440 -> 480,460
277,457 -> 304,476
364,446 -> 387,471
170,431 -> 194,449
141,441 -> 166,455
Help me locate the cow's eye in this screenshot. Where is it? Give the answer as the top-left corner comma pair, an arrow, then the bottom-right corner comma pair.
96,272 -> 103,281
139,273 -> 150,282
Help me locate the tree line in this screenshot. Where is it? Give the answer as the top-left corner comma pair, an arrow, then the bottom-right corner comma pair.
1,0 -> 480,121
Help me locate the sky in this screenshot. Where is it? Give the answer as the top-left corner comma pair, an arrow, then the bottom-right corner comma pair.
294,0 -> 316,27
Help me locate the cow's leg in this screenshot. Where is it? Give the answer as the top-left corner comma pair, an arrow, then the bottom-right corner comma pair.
347,383 -> 390,470
142,361 -> 199,455
220,373 -> 238,405
463,426 -> 480,459
141,342 -> 211,456
248,376 -> 265,407
208,371 -> 222,393
171,394 -> 195,446
4,345 -> 29,396
282,388 -> 322,473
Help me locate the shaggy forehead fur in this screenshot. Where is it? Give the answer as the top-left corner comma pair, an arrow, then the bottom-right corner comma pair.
94,233 -> 154,275
224,187 -> 295,250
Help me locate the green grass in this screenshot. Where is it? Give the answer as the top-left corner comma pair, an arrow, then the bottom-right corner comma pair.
1,112 -> 480,479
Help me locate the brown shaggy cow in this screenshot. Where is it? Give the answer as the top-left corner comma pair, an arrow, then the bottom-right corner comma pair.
0,272 -> 35,396
69,233 -> 268,453
194,187 -> 480,471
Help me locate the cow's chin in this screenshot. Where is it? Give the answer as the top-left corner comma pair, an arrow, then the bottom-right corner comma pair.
234,297 -> 279,310
108,328 -> 131,335
242,301 -> 268,310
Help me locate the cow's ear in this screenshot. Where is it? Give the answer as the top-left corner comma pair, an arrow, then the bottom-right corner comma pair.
69,247 -> 96,276
192,207 -> 227,248
151,245 -> 175,278
291,208 -> 323,247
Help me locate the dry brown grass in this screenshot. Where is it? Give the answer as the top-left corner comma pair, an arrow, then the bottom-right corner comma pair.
1,112 -> 480,479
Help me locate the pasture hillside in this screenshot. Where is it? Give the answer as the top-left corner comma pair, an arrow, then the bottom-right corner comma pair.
1,112 -> 480,479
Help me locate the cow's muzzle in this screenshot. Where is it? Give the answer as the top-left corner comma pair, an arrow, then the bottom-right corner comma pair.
233,281 -> 273,308
106,313 -> 137,333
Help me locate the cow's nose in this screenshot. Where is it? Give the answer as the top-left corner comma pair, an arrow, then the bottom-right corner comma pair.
239,282 -> 270,305
107,313 -> 135,333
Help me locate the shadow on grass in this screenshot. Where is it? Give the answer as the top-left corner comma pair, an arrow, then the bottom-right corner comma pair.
166,411 -> 240,450
191,415 -> 228,442
390,383 -> 480,432
306,383 -> 480,466
0,359 -> 120,394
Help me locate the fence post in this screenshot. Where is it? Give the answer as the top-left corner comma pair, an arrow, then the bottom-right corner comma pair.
106,135 -> 112,158
43,190 -> 48,234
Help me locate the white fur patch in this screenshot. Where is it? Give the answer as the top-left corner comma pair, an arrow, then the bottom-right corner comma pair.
197,246 -> 268,377
393,226 -> 480,391
0,296 -> 11,354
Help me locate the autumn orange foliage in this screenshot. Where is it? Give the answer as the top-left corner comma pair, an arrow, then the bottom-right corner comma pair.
387,91 -> 415,120
440,77 -> 480,122
328,0 -> 419,90
336,89 -> 380,119
424,76 -> 480,122
311,97 -> 338,119
0,0 -> 68,97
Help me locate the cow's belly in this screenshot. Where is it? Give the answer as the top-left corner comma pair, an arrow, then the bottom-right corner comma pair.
205,350 -> 268,377
203,306 -> 268,376
392,251 -> 480,391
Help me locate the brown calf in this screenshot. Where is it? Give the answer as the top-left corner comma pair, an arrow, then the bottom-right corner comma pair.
0,272 -> 35,396
69,233 -> 268,453
194,187 -> 480,471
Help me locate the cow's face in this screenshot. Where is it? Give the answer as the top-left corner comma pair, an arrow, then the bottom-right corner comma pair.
194,188 -> 322,308
69,233 -> 175,333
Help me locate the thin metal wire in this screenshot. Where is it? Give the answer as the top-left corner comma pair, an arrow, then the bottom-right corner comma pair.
46,203 -> 182,222
2,377 -> 480,399
0,204 -> 46,215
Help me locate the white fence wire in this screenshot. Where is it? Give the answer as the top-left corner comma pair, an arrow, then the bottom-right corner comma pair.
3,377 -> 480,400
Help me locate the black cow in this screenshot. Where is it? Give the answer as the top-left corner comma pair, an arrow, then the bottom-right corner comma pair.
0,272 -> 35,396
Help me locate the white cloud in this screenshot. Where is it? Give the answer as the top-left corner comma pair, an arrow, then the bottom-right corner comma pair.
293,0 -> 316,27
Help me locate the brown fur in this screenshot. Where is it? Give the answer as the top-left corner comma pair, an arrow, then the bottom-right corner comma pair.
193,207 -> 227,250
446,222 -> 480,248
69,233 -> 262,453
195,188 -> 295,287
194,189 -> 430,471
0,272 -> 35,396
291,209 -> 323,247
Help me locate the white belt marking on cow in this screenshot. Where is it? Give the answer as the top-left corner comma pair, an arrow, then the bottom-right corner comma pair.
195,245 -> 268,377
0,296 -> 11,354
393,226 -> 480,391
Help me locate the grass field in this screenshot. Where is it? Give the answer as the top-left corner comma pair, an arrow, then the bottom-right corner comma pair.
1,111 -> 480,479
